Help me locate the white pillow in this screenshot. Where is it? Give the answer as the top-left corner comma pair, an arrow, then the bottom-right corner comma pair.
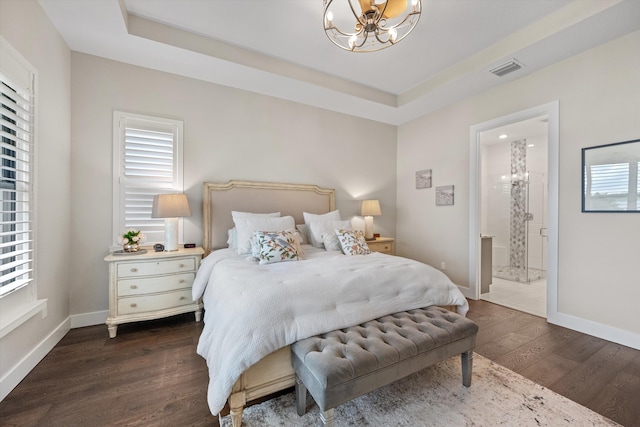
227,228 -> 237,249
296,224 -> 309,245
233,215 -> 295,254
232,211 -> 280,218
310,220 -> 352,250
303,210 -> 341,248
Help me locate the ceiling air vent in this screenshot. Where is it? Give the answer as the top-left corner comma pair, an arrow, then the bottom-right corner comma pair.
489,59 -> 524,77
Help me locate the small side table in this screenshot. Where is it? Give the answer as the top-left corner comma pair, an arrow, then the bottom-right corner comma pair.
104,246 -> 204,338
367,237 -> 395,255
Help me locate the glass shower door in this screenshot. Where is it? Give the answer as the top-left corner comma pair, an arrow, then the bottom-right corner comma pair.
525,171 -> 546,281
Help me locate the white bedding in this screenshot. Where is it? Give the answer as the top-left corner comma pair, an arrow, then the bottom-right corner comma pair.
192,246 -> 469,415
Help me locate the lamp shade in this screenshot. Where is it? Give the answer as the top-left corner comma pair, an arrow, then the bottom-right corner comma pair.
151,194 -> 192,218
361,200 -> 382,217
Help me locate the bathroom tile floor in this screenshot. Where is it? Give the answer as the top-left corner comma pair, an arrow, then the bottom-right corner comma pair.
481,277 -> 546,318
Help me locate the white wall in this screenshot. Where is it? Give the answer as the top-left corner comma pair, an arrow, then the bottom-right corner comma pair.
397,30 -> 640,342
69,53 -> 397,317
0,0 -> 71,391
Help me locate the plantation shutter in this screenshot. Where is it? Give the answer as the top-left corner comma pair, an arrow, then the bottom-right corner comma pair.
0,71 -> 34,295
114,112 -> 183,245
587,161 -> 639,211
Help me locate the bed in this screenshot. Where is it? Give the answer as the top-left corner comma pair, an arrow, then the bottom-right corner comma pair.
193,180 -> 469,427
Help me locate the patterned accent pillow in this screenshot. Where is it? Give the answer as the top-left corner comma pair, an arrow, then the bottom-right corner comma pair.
254,230 -> 303,265
336,229 -> 371,256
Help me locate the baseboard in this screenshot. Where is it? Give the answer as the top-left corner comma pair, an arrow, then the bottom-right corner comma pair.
547,311 -> 639,350
0,317 -> 70,401
458,285 -> 474,299
70,310 -> 108,329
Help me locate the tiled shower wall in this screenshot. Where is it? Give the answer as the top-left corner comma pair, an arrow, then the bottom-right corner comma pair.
510,140 -> 527,269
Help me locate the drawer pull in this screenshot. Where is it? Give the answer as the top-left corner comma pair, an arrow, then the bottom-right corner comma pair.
179,263 -> 185,268
179,279 -> 185,284
180,296 -> 186,300
130,285 -> 138,289
130,303 -> 137,308
130,268 -> 138,273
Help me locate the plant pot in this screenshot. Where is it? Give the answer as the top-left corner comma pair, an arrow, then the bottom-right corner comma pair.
123,243 -> 140,252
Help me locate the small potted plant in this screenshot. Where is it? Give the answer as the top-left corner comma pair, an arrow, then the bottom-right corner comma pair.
120,229 -> 145,252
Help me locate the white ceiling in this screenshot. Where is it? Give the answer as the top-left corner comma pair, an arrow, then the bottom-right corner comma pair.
39,0 -> 640,125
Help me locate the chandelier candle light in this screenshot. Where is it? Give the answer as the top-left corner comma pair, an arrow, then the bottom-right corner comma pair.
151,193 -> 192,252
323,0 -> 421,52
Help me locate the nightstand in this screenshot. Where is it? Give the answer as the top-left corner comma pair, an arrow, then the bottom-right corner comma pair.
367,237 -> 395,255
104,246 -> 204,338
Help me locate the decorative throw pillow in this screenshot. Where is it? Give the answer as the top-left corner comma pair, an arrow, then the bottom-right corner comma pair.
254,230 -> 302,265
233,216 -> 295,254
251,229 -> 304,259
336,229 -> 371,256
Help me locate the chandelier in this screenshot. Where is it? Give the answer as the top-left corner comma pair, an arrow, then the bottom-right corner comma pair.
323,0 -> 422,52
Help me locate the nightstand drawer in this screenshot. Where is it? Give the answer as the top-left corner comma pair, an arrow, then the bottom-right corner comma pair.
117,258 -> 196,278
117,289 -> 194,315
117,272 -> 195,296
370,242 -> 392,253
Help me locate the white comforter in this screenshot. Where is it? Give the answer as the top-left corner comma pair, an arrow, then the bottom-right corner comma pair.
192,247 -> 469,415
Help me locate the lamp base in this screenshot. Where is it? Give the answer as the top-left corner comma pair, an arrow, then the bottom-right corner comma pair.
164,217 -> 179,251
364,216 -> 374,241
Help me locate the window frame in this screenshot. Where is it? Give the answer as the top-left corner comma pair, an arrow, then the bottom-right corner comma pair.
0,36 -> 37,300
112,111 -> 184,249
0,35 -> 46,342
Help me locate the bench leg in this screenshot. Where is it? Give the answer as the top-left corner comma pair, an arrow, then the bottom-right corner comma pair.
461,350 -> 473,387
320,408 -> 335,427
295,376 -> 307,416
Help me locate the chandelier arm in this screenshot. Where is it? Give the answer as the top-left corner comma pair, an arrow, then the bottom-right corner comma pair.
373,31 -> 391,45
351,31 -> 370,50
380,10 -> 420,31
379,1 -> 388,20
325,24 -> 365,38
393,9 -> 421,30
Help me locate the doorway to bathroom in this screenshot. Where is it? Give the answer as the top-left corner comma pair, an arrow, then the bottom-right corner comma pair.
478,116 -> 548,317
468,101 -> 559,320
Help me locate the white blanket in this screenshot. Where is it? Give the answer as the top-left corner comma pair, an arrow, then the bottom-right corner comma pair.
192,247 -> 469,415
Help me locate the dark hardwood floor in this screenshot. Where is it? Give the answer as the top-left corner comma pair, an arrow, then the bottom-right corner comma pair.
1,300 -> 639,426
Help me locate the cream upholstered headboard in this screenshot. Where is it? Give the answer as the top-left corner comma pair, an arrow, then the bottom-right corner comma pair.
203,180 -> 336,253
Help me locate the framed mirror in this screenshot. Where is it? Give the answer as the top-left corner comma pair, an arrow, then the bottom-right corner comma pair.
582,138 -> 640,212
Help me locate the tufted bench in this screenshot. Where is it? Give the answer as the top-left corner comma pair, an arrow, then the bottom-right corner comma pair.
291,306 -> 479,426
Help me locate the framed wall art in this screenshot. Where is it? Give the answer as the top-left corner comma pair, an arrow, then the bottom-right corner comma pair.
416,169 -> 432,189
436,185 -> 454,206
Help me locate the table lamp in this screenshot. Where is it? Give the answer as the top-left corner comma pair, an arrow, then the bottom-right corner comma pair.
361,199 -> 381,241
151,193 -> 192,251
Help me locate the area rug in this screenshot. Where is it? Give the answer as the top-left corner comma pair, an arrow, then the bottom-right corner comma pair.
220,354 -> 618,426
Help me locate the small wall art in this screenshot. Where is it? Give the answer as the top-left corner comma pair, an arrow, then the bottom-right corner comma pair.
436,185 -> 454,206
415,169 -> 432,189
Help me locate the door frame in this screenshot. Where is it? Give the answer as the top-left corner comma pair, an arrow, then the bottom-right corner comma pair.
467,101 -> 559,319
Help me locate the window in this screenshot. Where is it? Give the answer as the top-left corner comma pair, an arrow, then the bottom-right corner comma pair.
582,139 -> 640,212
0,66 -> 34,296
585,162 -> 640,210
113,112 -> 184,246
